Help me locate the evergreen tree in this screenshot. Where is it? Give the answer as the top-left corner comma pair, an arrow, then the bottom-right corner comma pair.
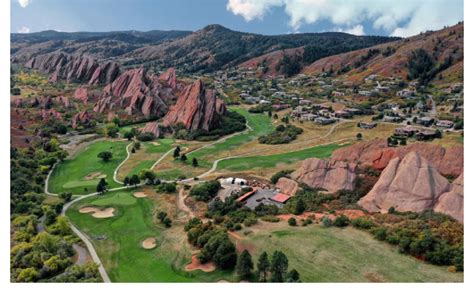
257,251 -> 270,282
173,147 -> 180,158
192,158 -> 198,167
237,250 -> 254,280
270,251 -> 288,282
96,178 -> 108,194
286,269 -> 300,282
180,154 -> 187,162
294,198 -> 305,215
123,176 -> 130,186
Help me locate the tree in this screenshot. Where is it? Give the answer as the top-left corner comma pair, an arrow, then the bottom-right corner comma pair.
123,176 -> 130,186
257,251 -> 270,282
192,158 -> 198,167
356,133 -> 363,140
270,251 -> 288,282
97,151 -> 113,162
133,141 -> 141,150
286,269 -> 300,282
173,147 -> 181,158
237,250 -> 254,280
333,215 -> 350,227
96,178 -> 108,194
139,170 -> 156,183
124,131 -> 134,141
130,174 -> 140,186
294,198 -> 305,215
59,192 -> 72,202
180,154 -> 187,162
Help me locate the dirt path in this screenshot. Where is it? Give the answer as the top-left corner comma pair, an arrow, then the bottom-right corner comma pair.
72,243 -> 90,265
177,187 -> 195,218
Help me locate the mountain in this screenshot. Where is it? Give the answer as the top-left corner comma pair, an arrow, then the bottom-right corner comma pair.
11,29 -> 192,63
303,22 -> 463,85
12,24 -> 397,74
122,24 -> 398,73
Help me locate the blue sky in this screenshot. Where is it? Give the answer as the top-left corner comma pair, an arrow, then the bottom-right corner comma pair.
11,0 -> 463,37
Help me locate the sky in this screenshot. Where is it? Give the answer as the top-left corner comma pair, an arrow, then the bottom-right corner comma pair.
11,0 -> 463,37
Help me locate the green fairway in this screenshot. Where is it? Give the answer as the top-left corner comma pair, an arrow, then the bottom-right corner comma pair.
238,223 -> 463,282
67,190 -> 235,282
185,108 -> 274,167
49,140 -> 128,195
217,143 -> 341,172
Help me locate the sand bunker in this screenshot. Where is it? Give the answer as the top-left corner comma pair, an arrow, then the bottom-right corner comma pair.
84,172 -> 107,180
142,237 -> 157,249
133,192 -> 148,198
151,142 -> 161,146
185,254 -> 216,272
79,206 -> 115,218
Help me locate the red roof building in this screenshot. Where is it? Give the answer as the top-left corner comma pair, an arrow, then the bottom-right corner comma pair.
270,193 -> 291,204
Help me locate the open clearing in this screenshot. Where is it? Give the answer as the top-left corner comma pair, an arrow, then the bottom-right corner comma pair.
231,221 -> 463,282
49,140 -> 128,194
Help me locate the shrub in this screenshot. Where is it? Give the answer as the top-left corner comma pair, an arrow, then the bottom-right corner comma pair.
351,217 -> 374,229
261,215 -> 280,223
156,182 -> 177,193
190,180 -> 221,202
288,217 -> 297,226
321,217 -> 333,227
333,215 -> 350,227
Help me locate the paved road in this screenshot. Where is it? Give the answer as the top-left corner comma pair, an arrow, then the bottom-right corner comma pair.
113,142 -> 133,184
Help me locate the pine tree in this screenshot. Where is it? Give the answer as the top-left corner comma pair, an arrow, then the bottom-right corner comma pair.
173,146 -> 180,158
237,250 -> 254,280
257,251 -> 270,282
192,158 -> 198,167
270,251 -> 288,282
294,198 -> 305,215
123,176 -> 130,186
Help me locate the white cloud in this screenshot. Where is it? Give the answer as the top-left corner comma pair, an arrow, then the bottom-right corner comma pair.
18,26 -> 30,33
226,0 -> 463,37
336,24 -> 365,36
18,0 -> 31,8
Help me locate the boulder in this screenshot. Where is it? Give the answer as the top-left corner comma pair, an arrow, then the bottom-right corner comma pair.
332,138 -> 463,177
140,121 -> 161,138
291,158 -> 357,193
275,177 -> 299,196
71,111 -> 92,129
163,79 -> 226,131
434,172 -> 464,222
74,87 -> 89,104
358,152 -> 451,213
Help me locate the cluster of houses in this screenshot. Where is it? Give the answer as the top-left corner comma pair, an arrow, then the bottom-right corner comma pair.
393,126 -> 440,141
291,104 -> 373,125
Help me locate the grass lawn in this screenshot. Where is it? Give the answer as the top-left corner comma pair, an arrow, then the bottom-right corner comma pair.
67,190 -> 235,282
217,143 -> 342,172
49,140 -> 128,195
235,222 -> 463,282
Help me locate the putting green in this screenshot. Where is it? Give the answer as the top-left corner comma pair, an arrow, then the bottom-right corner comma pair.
49,140 -> 128,195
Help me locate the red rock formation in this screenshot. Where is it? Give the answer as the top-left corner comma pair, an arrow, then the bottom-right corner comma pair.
74,87 -> 89,104
140,121 -> 161,138
275,177 -> 299,196
88,62 -> 120,85
163,79 -> 226,131
56,96 -> 71,108
332,139 -> 463,177
71,111 -> 92,129
291,158 -> 357,193
94,68 -> 167,117
358,152 -> 452,214
435,172 -> 464,222
40,109 -> 63,121
158,68 -> 177,89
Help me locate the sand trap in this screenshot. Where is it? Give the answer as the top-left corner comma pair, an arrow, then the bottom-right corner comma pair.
84,172 -> 107,180
151,142 -> 161,146
142,237 -> 157,249
185,254 -> 216,272
79,206 -> 115,218
133,192 -> 148,198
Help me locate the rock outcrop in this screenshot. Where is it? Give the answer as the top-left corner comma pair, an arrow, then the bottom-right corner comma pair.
358,152 -> 453,214
275,177 -> 299,196
163,79 -> 226,131
73,87 -> 90,104
140,121 -> 161,138
332,139 -> 463,177
435,173 -> 464,222
24,53 -> 119,84
291,158 -> 357,193
158,67 -> 177,89
56,96 -> 71,108
71,111 -> 93,129
94,68 -> 167,117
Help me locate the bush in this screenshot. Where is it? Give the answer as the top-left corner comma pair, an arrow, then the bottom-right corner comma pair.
270,170 -> 293,184
261,215 -> 280,223
321,217 -> 333,227
137,132 -> 155,141
371,227 -> 388,241
258,125 -> 303,145
288,217 -> 297,226
351,217 -> 374,229
333,215 -> 350,227
190,180 -> 221,202
155,182 -> 177,193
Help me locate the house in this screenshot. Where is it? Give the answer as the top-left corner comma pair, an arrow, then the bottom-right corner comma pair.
359,122 -> 377,129
315,117 -> 337,125
358,90 -> 373,97
334,110 -> 352,119
415,130 -> 438,141
394,126 -> 418,137
272,104 -> 290,111
346,108 -> 362,115
332,91 -> 345,97
300,113 -> 318,121
383,116 -> 402,123
418,117 -> 434,126
237,188 -> 257,202
270,193 -> 291,204
259,100 -> 271,105
365,74 -> 378,81
243,96 -> 260,104
299,99 -> 311,105
396,89 -> 416,98
436,120 -> 454,128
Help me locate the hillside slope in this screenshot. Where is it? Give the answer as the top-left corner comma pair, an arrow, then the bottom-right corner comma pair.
303,23 -> 463,85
